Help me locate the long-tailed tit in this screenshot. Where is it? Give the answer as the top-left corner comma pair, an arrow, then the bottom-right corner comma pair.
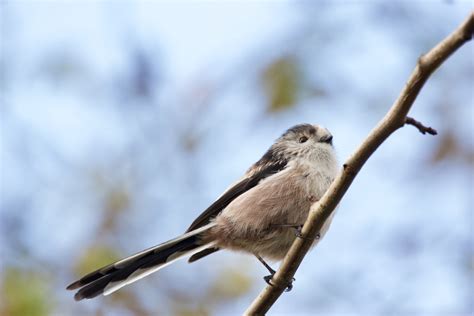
67,123 -> 338,300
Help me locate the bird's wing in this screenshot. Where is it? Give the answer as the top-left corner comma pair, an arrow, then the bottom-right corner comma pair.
186,157 -> 287,232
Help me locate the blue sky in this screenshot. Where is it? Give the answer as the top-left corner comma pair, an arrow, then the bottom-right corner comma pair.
1,1 -> 473,315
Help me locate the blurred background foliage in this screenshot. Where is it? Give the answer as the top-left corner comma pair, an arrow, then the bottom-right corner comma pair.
0,1 -> 473,315
262,56 -> 301,112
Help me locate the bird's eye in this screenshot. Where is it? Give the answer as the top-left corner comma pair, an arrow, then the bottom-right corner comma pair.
298,136 -> 308,143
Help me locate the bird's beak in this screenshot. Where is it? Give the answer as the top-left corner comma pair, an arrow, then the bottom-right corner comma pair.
320,134 -> 333,145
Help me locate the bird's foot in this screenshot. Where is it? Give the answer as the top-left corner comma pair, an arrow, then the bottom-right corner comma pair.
271,223 -> 314,241
293,225 -> 318,241
263,273 -> 295,292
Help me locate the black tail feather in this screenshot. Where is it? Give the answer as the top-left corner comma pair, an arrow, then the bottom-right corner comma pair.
188,247 -> 220,263
68,233 -> 206,300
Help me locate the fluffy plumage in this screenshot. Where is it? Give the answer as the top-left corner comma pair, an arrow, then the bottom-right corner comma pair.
67,123 -> 338,300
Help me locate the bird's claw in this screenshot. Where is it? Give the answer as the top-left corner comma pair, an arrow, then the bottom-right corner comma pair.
263,274 -> 295,292
263,274 -> 273,285
294,225 -> 317,242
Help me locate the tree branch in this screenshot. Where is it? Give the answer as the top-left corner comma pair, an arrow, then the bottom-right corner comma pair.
405,116 -> 438,135
244,12 -> 474,316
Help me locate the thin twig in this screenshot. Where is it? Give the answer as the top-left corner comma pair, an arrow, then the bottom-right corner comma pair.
405,116 -> 438,135
244,12 -> 474,316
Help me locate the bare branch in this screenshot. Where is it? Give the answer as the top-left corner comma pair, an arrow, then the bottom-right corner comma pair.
244,12 -> 474,316
405,116 -> 438,135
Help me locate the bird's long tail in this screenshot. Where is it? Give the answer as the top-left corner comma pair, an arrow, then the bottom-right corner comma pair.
67,223 -> 215,301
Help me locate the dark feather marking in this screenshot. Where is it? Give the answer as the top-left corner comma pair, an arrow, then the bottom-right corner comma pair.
252,147 -> 285,171
67,234 -> 202,291
72,236 -> 200,300
282,123 -> 317,137
67,263 -> 119,290
188,247 -> 221,263
186,158 -> 288,232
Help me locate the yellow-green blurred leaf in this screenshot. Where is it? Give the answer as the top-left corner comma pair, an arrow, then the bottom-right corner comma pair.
105,187 -> 130,214
2,267 -> 51,316
173,306 -> 209,316
208,267 -> 252,300
74,245 -> 121,276
262,56 -> 300,112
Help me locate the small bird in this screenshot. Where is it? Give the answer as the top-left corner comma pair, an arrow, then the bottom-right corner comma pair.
67,123 -> 338,301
